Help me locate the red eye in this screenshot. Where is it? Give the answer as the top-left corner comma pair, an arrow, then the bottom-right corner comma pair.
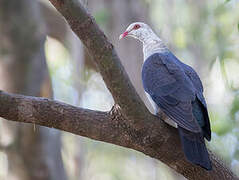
133,24 -> 140,30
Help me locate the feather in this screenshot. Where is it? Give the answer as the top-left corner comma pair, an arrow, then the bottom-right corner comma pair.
178,127 -> 212,170
142,52 -> 212,169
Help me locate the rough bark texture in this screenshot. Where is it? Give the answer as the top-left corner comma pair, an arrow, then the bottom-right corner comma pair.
48,0 -> 151,129
0,0 -> 66,179
0,91 -> 237,180
0,0 -> 237,179
87,0 -> 153,110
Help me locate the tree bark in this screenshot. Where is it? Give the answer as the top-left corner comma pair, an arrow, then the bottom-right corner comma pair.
0,0 -> 237,179
0,91 -> 237,180
0,0 -> 66,179
48,0 -> 152,130
87,0 -> 153,110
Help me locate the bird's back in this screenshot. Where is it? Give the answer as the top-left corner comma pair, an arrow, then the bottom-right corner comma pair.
142,51 -> 212,170
167,52 -> 211,140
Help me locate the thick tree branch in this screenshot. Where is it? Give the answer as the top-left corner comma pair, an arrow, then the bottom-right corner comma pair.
0,91 -> 237,180
48,0 -> 151,128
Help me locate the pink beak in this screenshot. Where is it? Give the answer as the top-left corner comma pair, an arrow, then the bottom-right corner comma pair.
119,31 -> 128,40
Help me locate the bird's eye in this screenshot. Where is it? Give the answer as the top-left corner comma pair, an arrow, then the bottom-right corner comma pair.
133,24 -> 140,30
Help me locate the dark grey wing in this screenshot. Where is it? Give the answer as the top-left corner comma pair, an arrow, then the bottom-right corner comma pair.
181,63 -> 211,140
151,95 -> 201,132
142,53 -> 201,132
182,64 -> 206,105
183,64 -> 204,91
142,53 -> 195,101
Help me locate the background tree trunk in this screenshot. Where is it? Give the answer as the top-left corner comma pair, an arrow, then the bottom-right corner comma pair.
0,0 -> 66,179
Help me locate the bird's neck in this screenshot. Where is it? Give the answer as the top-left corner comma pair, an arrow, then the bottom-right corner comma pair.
141,32 -> 168,60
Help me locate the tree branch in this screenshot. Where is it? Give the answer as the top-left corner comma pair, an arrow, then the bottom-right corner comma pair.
48,0 -> 151,129
0,90 -> 237,180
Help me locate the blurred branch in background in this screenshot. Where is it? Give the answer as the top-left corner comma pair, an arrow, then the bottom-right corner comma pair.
0,0 -> 66,179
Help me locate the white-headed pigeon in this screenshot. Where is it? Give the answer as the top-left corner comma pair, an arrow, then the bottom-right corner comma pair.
119,22 -> 212,170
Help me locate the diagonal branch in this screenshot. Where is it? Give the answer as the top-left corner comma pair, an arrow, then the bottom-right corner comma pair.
48,0 -> 151,128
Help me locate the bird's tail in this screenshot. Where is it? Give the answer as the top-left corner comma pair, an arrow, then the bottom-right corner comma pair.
178,126 -> 212,170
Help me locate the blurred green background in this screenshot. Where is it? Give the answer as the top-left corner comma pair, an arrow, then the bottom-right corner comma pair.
0,0 -> 239,179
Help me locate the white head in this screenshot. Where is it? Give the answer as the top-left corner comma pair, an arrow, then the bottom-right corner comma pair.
119,22 -> 167,60
119,22 -> 159,43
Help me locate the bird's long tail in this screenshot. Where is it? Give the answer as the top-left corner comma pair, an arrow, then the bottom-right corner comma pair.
178,126 -> 212,170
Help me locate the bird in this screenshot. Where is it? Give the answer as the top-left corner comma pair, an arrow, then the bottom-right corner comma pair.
119,22 -> 212,170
